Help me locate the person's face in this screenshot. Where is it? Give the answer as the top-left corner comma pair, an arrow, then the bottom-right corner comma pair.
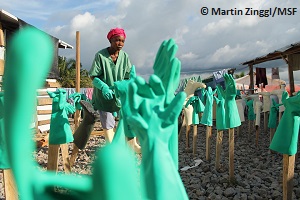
110,36 -> 125,51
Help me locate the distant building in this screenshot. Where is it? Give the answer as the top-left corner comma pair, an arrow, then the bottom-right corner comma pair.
0,9 -> 73,79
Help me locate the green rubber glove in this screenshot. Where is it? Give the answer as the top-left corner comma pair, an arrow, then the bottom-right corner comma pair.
113,65 -> 137,140
0,92 -> 10,169
153,39 -> 181,170
185,96 -> 205,124
268,98 -> 282,128
69,92 -> 87,110
48,89 -> 75,145
90,141 -> 140,200
214,85 -> 226,130
269,91 -> 300,155
93,77 -> 114,100
4,27 -> 93,200
200,86 -> 214,126
127,74 -> 188,200
224,73 -> 241,128
246,99 -> 256,121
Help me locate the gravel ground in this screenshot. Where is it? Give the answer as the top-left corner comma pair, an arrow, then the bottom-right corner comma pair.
1,116 -> 300,199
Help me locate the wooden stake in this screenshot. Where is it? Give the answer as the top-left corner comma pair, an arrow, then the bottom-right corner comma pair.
270,128 -> 275,143
205,126 -> 212,161
185,124 -> 191,150
229,128 -> 235,183
264,112 -> 269,133
255,125 -> 259,147
60,144 -> 71,173
70,144 -> 79,168
215,130 -> 223,170
3,169 -> 18,200
283,154 -> 295,200
192,125 -> 197,156
47,144 -> 60,171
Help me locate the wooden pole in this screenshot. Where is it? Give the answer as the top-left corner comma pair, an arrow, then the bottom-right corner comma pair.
185,124 -> 191,151
215,130 -> 223,171
287,55 -> 295,95
283,154 -> 295,200
47,144 -> 60,171
74,31 -> 81,130
60,144 -> 71,173
249,64 -> 254,94
264,112 -> 268,133
70,31 -> 81,169
255,125 -> 259,147
3,169 -> 18,200
205,126 -> 212,161
229,128 -> 235,183
192,125 -> 198,156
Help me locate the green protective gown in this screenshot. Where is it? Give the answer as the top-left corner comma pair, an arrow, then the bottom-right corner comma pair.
246,99 -> 256,121
127,74 -> 188,200
214,85 -> 227,130
48,89 -> 75,145
268,99 -> 282,129
200,86 -> 214,126
89,48 -> 131,112
0,92 -> 10,169
269,91 -> 300,155
185,95 -> 205,125
223,73 -> 241,128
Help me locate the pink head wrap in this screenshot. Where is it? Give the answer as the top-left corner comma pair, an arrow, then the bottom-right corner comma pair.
107,28 -> 126,41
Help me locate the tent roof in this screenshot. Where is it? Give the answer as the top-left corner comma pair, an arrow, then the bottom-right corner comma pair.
241,41 -> 300,66
0,9 -> 73,49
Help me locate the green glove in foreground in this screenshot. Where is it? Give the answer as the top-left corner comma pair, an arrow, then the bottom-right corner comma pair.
268,99 -> 282,129
224,73 -> 241,128
200,86 -> 214,126
269,91 -> 300,155
153,39 -> 181,169
246,99 -> 256,121
93,77 -> 114,100
127,75 -> 188,200
4,27 -> 93,200
0,92 -> 10,169
48,89 -> 75,144
114,65 -> 137,139
185,95 -> 205,124
214,85 -> 226,130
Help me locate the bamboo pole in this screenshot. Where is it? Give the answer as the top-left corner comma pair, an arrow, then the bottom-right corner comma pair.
3,169 -> 18,200
283,154 -> 295,200
205,126 -> 212,161
215,130 -> 223,171
229,128 -> 235,183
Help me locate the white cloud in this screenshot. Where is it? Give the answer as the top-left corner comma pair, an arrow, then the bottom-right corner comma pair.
209,44 -> 245,64
202,18 -> 233,34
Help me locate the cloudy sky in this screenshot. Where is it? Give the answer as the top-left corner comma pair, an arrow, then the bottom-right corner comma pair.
2,0 -> 300,84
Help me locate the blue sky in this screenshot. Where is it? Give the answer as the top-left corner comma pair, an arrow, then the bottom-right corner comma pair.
1,0 -> 300,84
